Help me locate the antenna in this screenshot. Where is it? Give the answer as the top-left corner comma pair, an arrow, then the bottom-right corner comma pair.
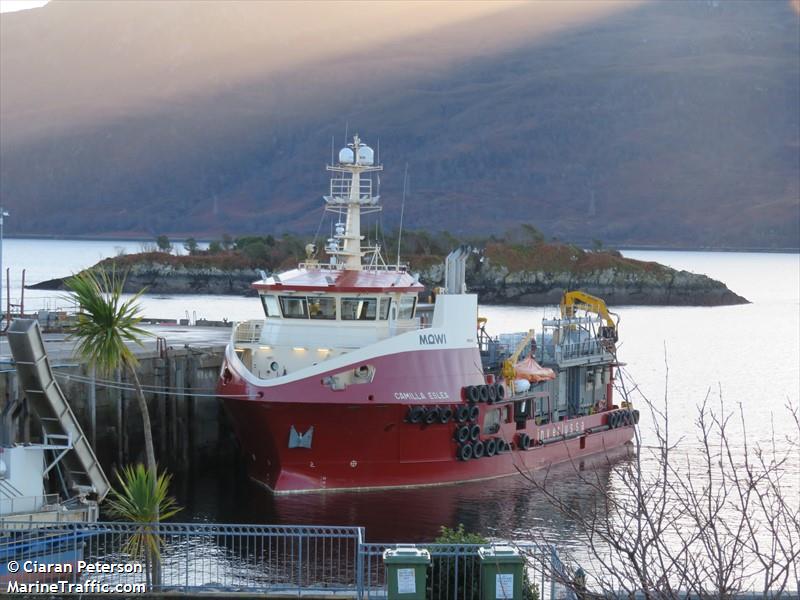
396,163 -> 409,268
330,136 -> 334,165
344,121 -> 349,146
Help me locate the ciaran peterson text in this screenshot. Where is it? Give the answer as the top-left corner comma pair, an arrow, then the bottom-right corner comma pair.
14,560 -> 143,574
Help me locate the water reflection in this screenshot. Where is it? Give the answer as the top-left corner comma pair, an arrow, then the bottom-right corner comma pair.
173,445 -> 633,544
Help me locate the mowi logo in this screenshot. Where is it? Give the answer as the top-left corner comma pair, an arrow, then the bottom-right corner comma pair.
419,333 -> 447,345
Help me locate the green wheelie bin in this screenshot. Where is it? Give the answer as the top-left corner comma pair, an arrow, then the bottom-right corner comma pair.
478,545 -> 525,600
383,545 -> 431,600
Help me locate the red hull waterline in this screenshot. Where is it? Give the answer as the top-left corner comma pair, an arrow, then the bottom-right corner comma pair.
219,347 -> 635,494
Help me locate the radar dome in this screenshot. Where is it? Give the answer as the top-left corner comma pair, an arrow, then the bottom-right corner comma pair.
339,148 -> 355,164
357,145 -> 374,166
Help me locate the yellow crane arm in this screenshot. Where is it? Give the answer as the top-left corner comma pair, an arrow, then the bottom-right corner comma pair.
560,291 -> 619,340
501,329 -> 535,383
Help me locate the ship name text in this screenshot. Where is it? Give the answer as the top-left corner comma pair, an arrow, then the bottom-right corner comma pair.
419,333 -> 447,345
393,391 -> 450,401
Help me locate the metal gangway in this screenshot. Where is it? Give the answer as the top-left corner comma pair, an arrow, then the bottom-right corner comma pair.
6,319 -> 110,502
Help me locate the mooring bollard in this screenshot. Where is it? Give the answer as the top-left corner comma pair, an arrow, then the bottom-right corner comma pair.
478,545 -> 525,600
383,545 -> 431,600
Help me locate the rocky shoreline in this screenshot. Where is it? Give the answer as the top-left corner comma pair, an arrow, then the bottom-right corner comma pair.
30,255 -> 748,307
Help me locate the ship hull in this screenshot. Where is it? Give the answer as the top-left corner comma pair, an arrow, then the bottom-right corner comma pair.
219,346 -> 634,494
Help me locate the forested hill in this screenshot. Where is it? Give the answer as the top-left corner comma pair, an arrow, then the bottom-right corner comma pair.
1,0 -> 798,249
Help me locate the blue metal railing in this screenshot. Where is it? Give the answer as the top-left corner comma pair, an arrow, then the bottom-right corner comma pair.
0,521 -> 555,598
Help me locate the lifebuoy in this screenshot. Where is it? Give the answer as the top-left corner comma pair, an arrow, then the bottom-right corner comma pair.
478,385 -> 490,403
458,443 -> 473,461
496,383 -> 506,401
487,384 -> 497,404
469,423 -> 481,441
455,425 -> 471,443
424,406 -> 440,425
485,438 -> 497,457
518,432 -> 531,450
473,440 -> 485,458
455,405 -> 470,423
468,405 -> 480,422
466,386 -> 480,404
439,406 -> 453,424
408,406 -> 424,424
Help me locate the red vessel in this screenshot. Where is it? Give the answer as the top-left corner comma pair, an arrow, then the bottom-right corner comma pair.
217,135 -> 635,494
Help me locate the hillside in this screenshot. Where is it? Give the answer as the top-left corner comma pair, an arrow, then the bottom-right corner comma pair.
1,0 -> 798,249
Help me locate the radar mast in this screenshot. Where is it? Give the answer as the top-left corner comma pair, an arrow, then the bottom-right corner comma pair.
324,134 -> 383,270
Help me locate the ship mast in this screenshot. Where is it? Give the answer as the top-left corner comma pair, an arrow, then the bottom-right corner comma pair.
324,134 -> 383,270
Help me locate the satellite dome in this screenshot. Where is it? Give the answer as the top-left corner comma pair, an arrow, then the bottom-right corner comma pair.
357,145 -> 374,166
339,147 -> 355,164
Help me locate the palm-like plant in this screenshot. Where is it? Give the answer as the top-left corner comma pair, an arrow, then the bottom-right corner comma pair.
65,267 -> 156,478
106,464 -> 182,587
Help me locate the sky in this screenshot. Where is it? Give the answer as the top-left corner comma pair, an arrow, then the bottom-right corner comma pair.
0,0 -> 48,13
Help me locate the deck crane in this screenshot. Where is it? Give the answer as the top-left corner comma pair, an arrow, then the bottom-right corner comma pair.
501,329 -> 536,385
559,290 -> 619,342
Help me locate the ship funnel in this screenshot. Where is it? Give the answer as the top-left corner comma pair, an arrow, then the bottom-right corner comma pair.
444,245 -> 471,294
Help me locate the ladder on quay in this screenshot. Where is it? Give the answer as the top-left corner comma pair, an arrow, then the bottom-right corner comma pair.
7,319 -> 110,502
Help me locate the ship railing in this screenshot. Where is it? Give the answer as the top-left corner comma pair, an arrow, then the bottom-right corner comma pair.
0,493 -> 60,516
556,339 -> 610,361
327,177 -> 373,202
0,521 -> 560,598
297,262 -> 408,273
233,320 -> 263,344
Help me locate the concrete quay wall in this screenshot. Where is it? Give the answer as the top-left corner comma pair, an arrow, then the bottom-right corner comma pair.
0,327 -> 237,475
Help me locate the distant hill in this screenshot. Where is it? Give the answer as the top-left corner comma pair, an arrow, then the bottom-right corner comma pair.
1,0 -> 798,249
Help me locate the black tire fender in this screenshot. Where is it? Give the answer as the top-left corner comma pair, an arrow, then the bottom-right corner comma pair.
455,405 -> 470,423
478,385 -> 490,403
455,425 -> 471,443
424,406 -> 440,425
439,406 -> 453,424
458,443 -> 473,461
485,438 -> 497,457
466,385 -> 480,404
487,384 -> 497,404
408,406 -> 425,424
468,405 -> 480,422
469,423 -> 481,441
472,440 -> 485,459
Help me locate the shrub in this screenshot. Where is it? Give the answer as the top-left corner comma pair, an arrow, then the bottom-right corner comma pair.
427,525 -> 539,600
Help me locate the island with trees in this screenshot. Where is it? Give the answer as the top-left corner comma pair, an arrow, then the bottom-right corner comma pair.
30,228 -> 748,306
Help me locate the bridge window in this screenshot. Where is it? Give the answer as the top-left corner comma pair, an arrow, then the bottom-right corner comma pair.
261,295 -> 281,318
378,297 -> 391,320
342,297 -> 377,320
308,296 -> 337,320
397,296 -> 416,320
279,296 -> 308,319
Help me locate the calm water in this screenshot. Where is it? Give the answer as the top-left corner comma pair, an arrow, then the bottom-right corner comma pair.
4,239 -> 799,545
